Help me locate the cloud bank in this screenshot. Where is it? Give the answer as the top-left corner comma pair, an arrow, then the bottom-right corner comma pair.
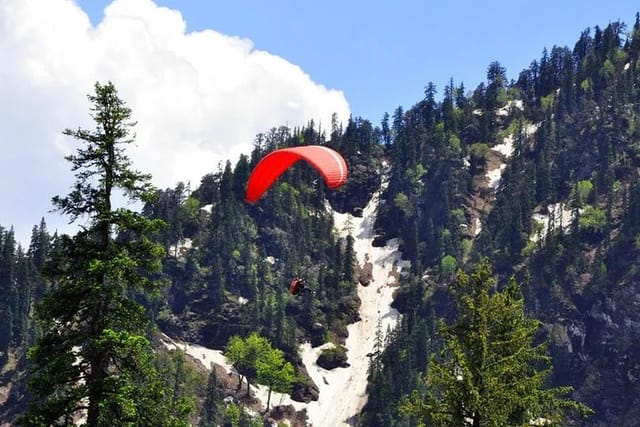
0,0 -> 350,244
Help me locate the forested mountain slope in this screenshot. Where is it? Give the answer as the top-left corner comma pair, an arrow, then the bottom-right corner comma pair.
1,12 -> 640,427
365,14 -> 640,426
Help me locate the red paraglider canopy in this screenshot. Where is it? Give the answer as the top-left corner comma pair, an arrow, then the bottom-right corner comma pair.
245,145 -> 348,203
289,277 -> 303,295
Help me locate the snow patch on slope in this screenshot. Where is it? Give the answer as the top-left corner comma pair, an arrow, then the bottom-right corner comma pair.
525,122 -> 540,137
492,134 -> 515,157
484,120 -> 539,191
487,164 -> 507,189
497,100 -> 524,117
484,130 -> 514,190
530,202 -> 576,243
300,176 -> 408,426
162,333 -> 235,373
242,181 -> 409,426
472,216 -> 482,237
161,173 -> 408,426
168,237 -> 193,258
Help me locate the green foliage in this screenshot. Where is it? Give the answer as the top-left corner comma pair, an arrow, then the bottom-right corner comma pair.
342,235 -> 356,284
199,369 -> 224,427
503,118 -> 525,139
440,255 -> 458,278
225,334 -> 268,388
602,58 -> 615,77
256,346 -> 294,410
393,193 -> 415,218
316,345 -> 348,369
461,239 -> 473,258
573,180 -> 594,207
0,310 -> 12,357
361,310 -> 437,426
7,13 -> 640,427
521,238 -> 538,257
541,93 -> 555,111
449,134 -> 461,153
400,259 -> 592,426
405,164 -> 427,184
450,208 -> 466,226
224,332 -> 292,406
578,205 -> 607,235
153,122 -> 362,355
22,82 -> 189,427
0,227 -> 18,354
223,403 -> 240,427
157,350 -> 204,424
468,143 -> 490,162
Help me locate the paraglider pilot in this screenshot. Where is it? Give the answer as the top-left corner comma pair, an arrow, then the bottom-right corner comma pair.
289,277 -> 313,296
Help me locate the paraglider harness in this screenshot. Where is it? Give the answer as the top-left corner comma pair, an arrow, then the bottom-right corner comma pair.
289,277 -> 313,297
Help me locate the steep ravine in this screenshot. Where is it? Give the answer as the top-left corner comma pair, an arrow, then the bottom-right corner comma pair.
299,180 -> 409,426
163,180 -> 409,426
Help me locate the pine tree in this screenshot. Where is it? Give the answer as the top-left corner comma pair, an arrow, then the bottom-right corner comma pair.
14,246 -> 33,346
22,82 -> 189,427
0,227 -> 17,353
400,259 -> 592,426
342,235 -> 356,285
28,218 -> 51,304
630,13 -> 640,59
199,369 -> 223,427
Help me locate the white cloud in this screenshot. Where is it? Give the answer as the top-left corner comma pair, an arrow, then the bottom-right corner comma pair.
0,0 -> 350,244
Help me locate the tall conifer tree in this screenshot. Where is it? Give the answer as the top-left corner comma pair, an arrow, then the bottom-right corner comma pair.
401,259 -> 591,426
22,82 -> 189,427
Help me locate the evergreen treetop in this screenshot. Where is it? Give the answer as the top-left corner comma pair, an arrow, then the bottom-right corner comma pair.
22,82 -> 189,427
401,259 -> 592,426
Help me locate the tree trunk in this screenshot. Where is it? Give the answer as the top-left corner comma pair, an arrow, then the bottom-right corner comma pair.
266,388 -> 272,412
86,355 -> 108,427
87,289 -> 109,427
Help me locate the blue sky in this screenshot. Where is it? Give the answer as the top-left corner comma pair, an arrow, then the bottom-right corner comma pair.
77,1 -> 640,124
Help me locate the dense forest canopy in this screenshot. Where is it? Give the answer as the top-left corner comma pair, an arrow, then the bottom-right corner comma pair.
1,12 -> 640,427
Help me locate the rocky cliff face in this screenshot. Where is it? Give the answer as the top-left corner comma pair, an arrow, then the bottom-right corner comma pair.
525,242 -> 640,425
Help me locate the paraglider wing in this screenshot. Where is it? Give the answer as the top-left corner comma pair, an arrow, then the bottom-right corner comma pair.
289,278 -> 301,295
245,145 -> 347,203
